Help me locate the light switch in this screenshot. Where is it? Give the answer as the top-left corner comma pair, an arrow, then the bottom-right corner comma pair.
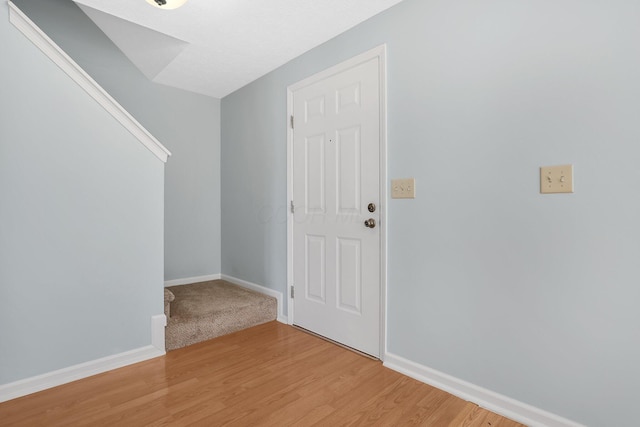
391,178 -> 415,199
540,165 -> 574,194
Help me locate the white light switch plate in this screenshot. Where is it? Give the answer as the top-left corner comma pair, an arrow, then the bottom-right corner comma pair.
540,165 -> 574,194
391,178 -> 415,199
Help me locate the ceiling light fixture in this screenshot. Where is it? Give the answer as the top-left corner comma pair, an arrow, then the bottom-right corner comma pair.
145,0 -> 189,10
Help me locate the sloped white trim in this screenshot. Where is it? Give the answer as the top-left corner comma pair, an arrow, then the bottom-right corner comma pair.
8,2 -> 171,163
164,273 -> 222,287
0,344 -> 164,403
384,353 -> 585,427
221,275 -> 288,324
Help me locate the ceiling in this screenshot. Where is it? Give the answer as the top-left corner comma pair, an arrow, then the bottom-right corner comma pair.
72,0 -> 404,98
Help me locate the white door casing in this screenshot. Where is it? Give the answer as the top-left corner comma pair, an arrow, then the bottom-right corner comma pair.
287,46 -> 387,358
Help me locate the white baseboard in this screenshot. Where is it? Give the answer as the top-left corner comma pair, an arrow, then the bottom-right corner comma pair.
221,274 -> 288,324
0,345 -> 164,403
151,314 -> 167,352
383,353 -> 584,427
164,273 -> 221,287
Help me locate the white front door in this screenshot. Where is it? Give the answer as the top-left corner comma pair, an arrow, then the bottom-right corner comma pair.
290,52 -> 382,358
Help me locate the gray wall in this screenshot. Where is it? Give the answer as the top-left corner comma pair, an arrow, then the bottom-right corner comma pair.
221,80 -> 288,295
221,0 -> 640,425
0,1 -> 164,383
13,0 -> 222,281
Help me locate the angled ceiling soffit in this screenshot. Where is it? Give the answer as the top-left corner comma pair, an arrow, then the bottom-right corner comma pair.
77,4 -> 189,81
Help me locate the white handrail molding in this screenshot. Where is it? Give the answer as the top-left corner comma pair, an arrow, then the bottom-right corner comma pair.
8,1 -> 171,163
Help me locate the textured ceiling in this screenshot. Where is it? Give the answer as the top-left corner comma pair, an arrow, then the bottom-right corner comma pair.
72,0 -> 404,98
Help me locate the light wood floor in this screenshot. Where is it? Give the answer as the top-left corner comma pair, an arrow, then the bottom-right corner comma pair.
0,322 -> 525,426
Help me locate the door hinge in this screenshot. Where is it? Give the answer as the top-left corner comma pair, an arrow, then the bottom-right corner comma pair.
290,115 -> 294,129
290,285 -> 294,299
290,200 -> 295,213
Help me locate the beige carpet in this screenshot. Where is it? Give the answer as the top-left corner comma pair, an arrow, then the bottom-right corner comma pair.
165,280 -> 277,351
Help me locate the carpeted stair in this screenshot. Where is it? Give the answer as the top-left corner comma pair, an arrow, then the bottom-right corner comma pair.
165,279 -> 277,351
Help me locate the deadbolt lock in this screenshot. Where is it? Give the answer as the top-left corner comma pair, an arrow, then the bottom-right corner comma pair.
368,203 -> 376,213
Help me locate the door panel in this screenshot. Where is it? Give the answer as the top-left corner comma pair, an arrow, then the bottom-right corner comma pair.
306,235 -> 326,303
337,126 -> 361,214
337,237 -> 362,314
305,134 -> 326,213
292,56 -> 380,357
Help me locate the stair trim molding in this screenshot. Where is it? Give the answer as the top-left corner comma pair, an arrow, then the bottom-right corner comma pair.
151,314 -> 167,352
8,1 -> 171,163
221,275 -> 288,324
164,274 -> 222,287
0,344 -> 165,404
383,352 -> 585,427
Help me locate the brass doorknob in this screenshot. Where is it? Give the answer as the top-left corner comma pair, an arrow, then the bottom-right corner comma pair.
364,218 -> 376,228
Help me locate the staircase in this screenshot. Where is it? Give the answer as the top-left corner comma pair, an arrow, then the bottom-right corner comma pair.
164,280 -> 277,351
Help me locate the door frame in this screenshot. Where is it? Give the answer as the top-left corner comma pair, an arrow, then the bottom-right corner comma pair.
286,44 -> 388,360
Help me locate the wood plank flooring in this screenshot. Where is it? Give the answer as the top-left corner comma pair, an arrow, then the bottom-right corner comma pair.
0,322 -> 525,426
